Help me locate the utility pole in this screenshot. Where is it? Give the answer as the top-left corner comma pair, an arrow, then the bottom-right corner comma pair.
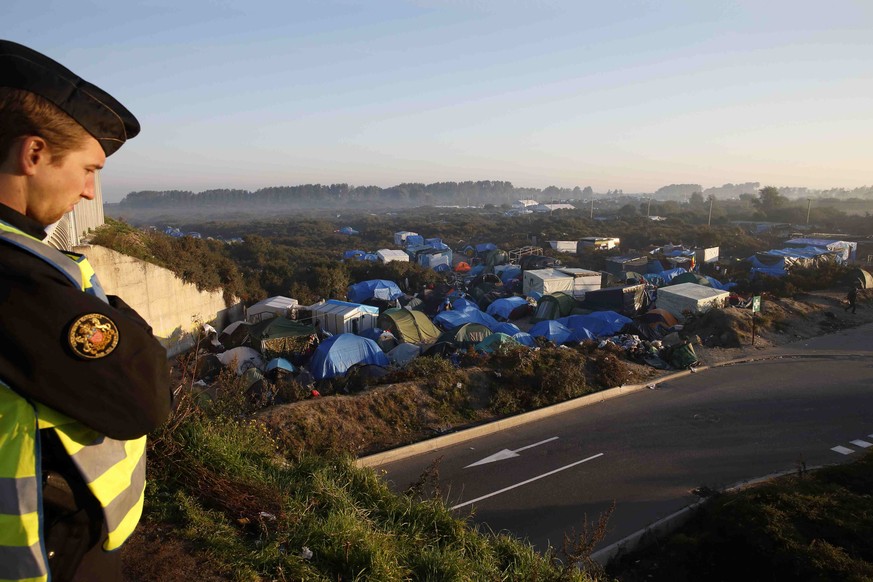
708,197 -> 713,227
646,198 -> 651,217
806,198 -> 812,224
590,199 -> 594,219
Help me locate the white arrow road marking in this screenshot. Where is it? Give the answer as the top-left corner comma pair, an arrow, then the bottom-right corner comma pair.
465,437 -> 559,468
451,452 -> 604,510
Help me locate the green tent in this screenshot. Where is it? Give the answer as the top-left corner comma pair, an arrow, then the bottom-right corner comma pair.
246,317 -> 316,359
531,292 -> 578,322
475,332 -> 520,353
377,308 -> 441,344
436,323 -> 492,349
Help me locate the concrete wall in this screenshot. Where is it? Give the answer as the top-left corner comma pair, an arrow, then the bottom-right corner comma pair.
75,244 -> 244,356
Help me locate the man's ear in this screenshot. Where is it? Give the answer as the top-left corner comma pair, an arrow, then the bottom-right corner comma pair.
18,136 -> 50,176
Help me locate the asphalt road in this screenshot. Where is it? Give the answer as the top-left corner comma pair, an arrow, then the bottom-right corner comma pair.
376,323 -> 873,554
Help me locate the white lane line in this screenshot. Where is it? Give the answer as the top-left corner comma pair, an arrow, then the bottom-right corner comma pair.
831,446 -> 855,455
850,440 -> 872,448
450,453 -> 604,510
514,436 -> 560,453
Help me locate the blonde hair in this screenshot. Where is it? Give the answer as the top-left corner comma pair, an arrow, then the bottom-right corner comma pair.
0,87 -> 91,165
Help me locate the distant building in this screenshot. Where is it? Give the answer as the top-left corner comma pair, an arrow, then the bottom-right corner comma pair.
533,203 -> 575,212
512,199 -> 539,209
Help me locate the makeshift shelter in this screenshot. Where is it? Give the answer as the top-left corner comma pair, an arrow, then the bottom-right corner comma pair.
785,238 -> 856,262
436,323 -> 492,349
519,255 -> 557,271
308,334 -> 390,380
343,249 -> 366,261
656,283 -> 730,321
528,320 -> 574,344
337,226 -> 359,235
387,343 -> 421,366
577,237 -> 620,253
216,346 -> 265,374
376,249 -> 410,263
605,255 -> 648,276
394,231 -> 418,246
531,292 -> 578,322
636,309 -> 679,339
308,299 -> 379,336
218,320 -> 252,348
246,318 -> 316,361
475,333 -> 520,353
347,279 -> 403,303
247,296 -> 298,323
523,268 -> 600,297
670,272 -> 712,287
377,308 -> 441,344
194,353 -> 223,380
747,247 -> 840,277
577,284 -> 648,315
265,358 -> 297,382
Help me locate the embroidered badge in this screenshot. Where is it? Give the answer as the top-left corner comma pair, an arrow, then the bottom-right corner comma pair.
69,313 -> 119,359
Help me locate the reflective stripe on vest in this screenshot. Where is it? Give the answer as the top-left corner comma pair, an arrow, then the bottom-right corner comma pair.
0,220 -> 147,580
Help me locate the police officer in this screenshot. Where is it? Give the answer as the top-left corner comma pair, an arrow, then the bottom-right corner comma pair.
0,40 -> 171,581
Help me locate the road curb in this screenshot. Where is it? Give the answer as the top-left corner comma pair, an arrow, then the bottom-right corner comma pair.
356,353 -> 821,468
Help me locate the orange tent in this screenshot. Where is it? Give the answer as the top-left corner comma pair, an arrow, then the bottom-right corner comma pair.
454,261 -> 471,273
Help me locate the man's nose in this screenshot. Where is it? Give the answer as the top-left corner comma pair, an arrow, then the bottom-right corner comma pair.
82,172 -> 97,200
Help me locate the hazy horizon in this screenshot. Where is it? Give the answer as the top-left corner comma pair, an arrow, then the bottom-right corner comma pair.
6,1 -> 872,202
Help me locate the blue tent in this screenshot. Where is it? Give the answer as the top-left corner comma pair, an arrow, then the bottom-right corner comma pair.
511,332 -> 536,347
558,311 -> 631,338
338,226 -> 359,235
266,358 -> 296,374
492,322 -> 522,336
308,334 -> 389,380
343,250 -> 366,261
486,297 -> 528,320
498,265 -> 522,285
528,320 -> 574,344
347,279 -> 403,303
433,308 -> 499,331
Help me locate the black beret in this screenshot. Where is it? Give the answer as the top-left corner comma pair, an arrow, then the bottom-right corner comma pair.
0,39 -> 140,156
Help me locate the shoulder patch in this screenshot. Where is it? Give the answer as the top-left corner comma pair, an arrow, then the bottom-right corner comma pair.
69,313 -> 119,359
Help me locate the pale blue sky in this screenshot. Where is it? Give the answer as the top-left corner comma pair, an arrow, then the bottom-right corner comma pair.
4,0 -> 872,201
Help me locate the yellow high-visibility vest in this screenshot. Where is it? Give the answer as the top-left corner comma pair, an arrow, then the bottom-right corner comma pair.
0,220 -> 147,582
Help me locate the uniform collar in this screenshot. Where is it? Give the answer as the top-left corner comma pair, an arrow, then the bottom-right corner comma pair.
0,203 -> 48,240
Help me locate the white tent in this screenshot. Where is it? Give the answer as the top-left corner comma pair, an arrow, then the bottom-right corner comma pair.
216,346 -> 265,374
247,296 -> 298,323
656,283 -> 730,321
376,249 -> 410,264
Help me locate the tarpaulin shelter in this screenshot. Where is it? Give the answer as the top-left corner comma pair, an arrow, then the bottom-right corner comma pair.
377,308 -> 441,344
475,333 -> 520,353
247,317 -> 316,361
531,292 -> 578,322
558,311 -> 632,338
308,334 -> 390,380
337,226 -> 359,235
747,247 -> 840,277
436,323 -> 492,348
528,320 -> 574,344
347,279 -> 403,303
785,238 -> 857,262
635,308 -> 679,339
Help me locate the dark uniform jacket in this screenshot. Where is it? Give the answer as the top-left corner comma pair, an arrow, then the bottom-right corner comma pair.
0,204 -> 171,582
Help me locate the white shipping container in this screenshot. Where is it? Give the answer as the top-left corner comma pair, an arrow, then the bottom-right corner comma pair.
656,283 -> 729,321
